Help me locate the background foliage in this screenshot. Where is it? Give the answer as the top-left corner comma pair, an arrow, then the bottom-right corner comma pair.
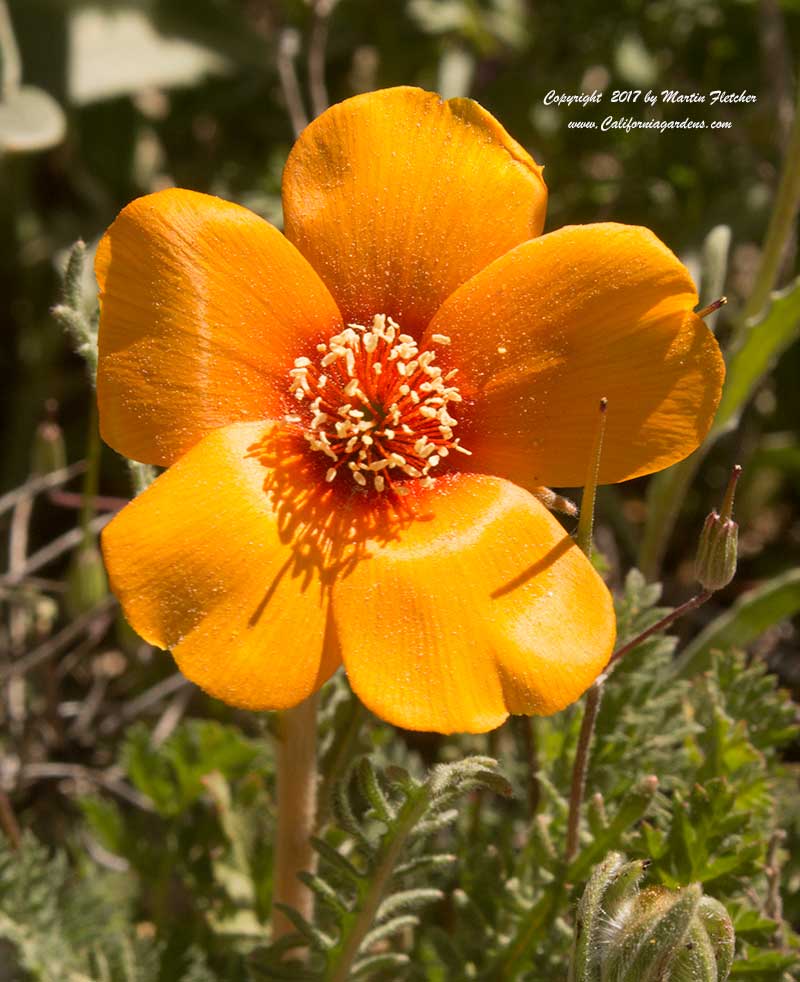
1,1 -> 799,980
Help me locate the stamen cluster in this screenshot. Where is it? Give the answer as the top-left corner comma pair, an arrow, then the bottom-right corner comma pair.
286,314 -> 469,493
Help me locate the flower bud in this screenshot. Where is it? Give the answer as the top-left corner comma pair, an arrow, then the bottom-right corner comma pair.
570,854 -> 735,982
695,465 -> 741,592
65,539 -> 108,617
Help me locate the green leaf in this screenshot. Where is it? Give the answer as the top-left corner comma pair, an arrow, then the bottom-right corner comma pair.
673,568 -> 800,678
715,277 -> 800,433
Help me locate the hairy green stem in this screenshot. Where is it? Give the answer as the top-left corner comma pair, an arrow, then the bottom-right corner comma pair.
565,683 -> 603,864
326,788 -> 430,982
272,692 -> 320,945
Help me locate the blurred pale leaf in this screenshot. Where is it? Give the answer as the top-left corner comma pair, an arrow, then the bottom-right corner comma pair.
68,7 -> 229,106
0,83 -> 65,151
437,44 -> 475,99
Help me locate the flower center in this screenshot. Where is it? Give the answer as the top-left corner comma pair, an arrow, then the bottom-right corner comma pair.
285,314 -> 470,494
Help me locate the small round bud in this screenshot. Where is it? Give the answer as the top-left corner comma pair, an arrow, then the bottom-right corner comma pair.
695,466 -> 741,592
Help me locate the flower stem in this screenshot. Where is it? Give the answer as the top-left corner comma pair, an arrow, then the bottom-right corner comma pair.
610,590 -> 712,669
738,80 -> 800,329
565,682 -> 603,864
272,691 -> 320,944
326,788 -> 430,982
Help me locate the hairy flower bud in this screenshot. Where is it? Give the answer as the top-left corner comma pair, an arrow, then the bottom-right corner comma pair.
695,465 -> 741,592
569,852 -> 735,982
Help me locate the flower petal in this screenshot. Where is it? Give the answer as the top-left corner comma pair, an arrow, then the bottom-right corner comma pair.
96,188 -> 343,466
282,86 -> 547,335
426,223 -> 725,488
101,421 -> 340,710
332,473 -> 614,734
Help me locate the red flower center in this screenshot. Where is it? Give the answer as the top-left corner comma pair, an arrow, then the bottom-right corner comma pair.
285,315 -> 470,495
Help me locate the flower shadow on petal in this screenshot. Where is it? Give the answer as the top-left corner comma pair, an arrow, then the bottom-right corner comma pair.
490,535 -> 574,599
246,425 -> 419,595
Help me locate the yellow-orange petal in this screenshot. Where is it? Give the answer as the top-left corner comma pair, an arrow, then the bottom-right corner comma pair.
96,188 -> 343,466
331,473 -> 614,734
101,421 -> 340,710
282,86 -> 547,336
426,223 -> 725,488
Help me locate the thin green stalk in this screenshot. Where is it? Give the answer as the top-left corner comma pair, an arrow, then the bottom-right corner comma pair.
575,398 -> 607,556
80,402 -> 101,543
738,81 -> 800,329
272,692 -> 320,945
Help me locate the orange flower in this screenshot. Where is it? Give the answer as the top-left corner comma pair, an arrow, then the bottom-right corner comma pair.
97,87 -> 724,734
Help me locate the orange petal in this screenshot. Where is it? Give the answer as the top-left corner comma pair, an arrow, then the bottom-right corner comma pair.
96,188 -> 343,466
426,223 -> 725,488
331,473 -> 614,734
282,86 -> 547,336
101,421 -> 340,710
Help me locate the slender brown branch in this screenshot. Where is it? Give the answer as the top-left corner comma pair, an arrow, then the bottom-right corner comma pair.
0,461 -> 86,516
47,489 -> 127,513
0,512 -> 112,588
18,762 -> 155,812
100,671 -> 188,735
565,683 -> 603,863
608,590 -> 712,669
564,589 -> 713,863
0,595 -> 116,683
